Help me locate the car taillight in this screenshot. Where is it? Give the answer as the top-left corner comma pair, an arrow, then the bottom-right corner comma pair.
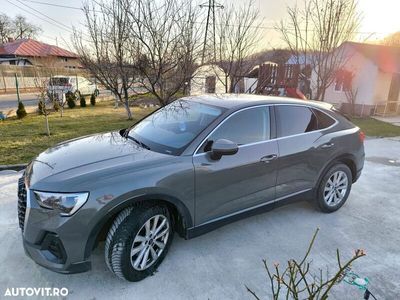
359,131 -> 365,143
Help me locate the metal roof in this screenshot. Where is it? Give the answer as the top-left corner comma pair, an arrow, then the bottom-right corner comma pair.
0,38 -> 78,58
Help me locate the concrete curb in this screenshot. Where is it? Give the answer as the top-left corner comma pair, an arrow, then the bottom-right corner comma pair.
0,164 -> 27,171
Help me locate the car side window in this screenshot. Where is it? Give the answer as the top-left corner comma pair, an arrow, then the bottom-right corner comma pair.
275,105 -> 318,137
203,107 -> 270,151
312,109 -> 336,129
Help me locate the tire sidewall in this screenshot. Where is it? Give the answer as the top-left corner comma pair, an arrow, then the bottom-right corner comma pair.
118,206 -> 173,281
317,163 -> 352,213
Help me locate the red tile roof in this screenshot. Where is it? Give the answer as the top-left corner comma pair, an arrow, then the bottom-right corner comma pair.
0,38 -> 78,58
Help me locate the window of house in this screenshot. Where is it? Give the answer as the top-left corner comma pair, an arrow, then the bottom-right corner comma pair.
206,107 -> 270,148
275,105 -> 318,137
334,69 -> 352,92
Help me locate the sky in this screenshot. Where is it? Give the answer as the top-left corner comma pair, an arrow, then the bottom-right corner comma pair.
1,0 -> 399,50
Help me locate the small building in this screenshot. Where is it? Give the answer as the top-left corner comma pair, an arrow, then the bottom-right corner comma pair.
321,42 -> 400,116
190,64 -> 228,95
0,38 -> 81,69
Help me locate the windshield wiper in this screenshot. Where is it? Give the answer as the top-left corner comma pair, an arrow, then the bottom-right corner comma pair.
128,136 -> 151,150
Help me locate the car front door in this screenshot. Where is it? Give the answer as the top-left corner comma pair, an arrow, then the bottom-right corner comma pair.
193,106 -> 279,225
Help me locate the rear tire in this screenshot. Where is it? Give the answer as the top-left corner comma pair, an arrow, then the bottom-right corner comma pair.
105,205 -> 173,281
316,163 -> 352,213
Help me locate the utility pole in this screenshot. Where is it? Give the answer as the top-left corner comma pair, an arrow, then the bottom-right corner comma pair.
14,73 -> 21,103
200,0 -> 223,65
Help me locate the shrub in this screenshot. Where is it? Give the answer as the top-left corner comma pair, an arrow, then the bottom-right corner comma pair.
16,102 -> 27,119
80,95 -> 86,107
38,101 -> 44,115
66,92 -> 76,109
90,93 -> 96,106
53,99 -> 60,111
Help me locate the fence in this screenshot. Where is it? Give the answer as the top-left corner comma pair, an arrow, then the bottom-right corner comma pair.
0,65 -> 90,94
373,101 -> 400,117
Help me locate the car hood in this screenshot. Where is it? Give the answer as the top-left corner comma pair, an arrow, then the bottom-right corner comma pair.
26,131 -> 172,189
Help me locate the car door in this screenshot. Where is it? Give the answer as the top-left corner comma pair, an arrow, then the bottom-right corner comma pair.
274,105 -> 337,198
193,106 -> 279,225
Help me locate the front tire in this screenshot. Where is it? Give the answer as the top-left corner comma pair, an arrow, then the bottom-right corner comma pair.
316,163 -> 352,213
105,205 -> 173,281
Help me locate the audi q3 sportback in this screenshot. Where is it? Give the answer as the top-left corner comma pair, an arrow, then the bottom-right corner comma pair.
18,94 -> 364,281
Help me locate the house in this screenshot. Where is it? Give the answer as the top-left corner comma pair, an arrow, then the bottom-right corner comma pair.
322,42 -> 400,116
190,64 -> 228,95
0,38 -> 81,69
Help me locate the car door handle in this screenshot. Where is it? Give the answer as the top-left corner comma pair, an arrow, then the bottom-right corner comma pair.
321,142 -> 334,149
260,154 -> 278,163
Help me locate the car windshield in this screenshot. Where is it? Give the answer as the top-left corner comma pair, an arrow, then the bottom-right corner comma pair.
128,99 -> 225,155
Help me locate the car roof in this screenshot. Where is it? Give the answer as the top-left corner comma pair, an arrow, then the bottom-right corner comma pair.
183,94 -> 333,111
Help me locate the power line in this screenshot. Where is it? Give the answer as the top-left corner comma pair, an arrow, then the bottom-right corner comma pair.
9,0 -> 392,38
5,0 -> 74,34
15,0 -> 74,33
18,0 -> 82,11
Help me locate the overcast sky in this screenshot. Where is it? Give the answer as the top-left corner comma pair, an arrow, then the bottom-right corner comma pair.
1,0 -> 399,50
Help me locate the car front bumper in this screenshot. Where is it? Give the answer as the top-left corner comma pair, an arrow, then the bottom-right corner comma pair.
18,177 -> 94,274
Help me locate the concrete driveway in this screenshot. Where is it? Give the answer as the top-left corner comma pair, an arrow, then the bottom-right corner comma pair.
0,138 -> 399,299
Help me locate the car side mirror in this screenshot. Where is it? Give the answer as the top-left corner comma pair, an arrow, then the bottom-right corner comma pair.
210,139 -> 238,160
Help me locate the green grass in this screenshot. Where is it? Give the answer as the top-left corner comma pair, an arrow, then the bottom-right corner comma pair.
350,117 -> 400,137
0,101 -> 153,165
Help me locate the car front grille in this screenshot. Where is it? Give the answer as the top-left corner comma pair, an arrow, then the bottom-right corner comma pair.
17,176 -> 27,231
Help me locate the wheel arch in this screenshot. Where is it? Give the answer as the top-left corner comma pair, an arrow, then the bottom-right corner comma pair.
316,153 -> 358,189
84,193 -> 193,259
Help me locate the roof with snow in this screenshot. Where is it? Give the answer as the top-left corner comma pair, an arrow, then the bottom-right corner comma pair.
0,39 -> 78,58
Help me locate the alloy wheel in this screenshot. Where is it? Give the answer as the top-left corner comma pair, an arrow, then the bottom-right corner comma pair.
323,171 -> 348,206
130,214 -> 170,271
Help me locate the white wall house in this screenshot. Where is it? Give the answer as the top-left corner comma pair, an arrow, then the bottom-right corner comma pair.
319,42 -> 400,116
190,64 -> 228,95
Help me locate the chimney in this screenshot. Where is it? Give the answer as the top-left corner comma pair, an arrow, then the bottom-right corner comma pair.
7,37 -> 14,43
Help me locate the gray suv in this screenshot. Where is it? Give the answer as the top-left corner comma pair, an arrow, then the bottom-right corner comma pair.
18,95 -> 364,281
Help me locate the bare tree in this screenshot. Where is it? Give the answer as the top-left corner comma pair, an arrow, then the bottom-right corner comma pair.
0,14 -> 12,43
127,0 -> 201,106
12,15 -> 41,40
74,0 -> 136,119
213,0 -> 263,93
276,0 -> 361,100
0,14 -> 41,43
344,72 -> 358,117
34,76 -> 51,136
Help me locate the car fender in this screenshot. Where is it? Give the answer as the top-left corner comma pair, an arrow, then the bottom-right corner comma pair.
83,192 -> 193,259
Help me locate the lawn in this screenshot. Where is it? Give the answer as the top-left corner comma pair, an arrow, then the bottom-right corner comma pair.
350,117 -> 400,137
0,101 -> 154,165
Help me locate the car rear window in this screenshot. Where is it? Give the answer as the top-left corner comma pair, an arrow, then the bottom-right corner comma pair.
49,77 -> 69,85
275,105 -> 318,137
312,109 -> 336,129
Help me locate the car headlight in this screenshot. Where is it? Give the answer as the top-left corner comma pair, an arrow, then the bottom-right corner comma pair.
34,191 -> 89,216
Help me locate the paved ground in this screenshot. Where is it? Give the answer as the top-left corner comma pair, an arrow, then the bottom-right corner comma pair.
0,138 -> 399,299
0,89 -> 112,111
373,115 -> 400,127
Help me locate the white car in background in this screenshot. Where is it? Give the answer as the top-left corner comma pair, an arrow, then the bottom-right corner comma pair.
47,75 -> 99,99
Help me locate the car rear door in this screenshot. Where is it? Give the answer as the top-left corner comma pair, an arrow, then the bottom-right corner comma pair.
274,105 -> 337,198
193,106 -> 279,225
